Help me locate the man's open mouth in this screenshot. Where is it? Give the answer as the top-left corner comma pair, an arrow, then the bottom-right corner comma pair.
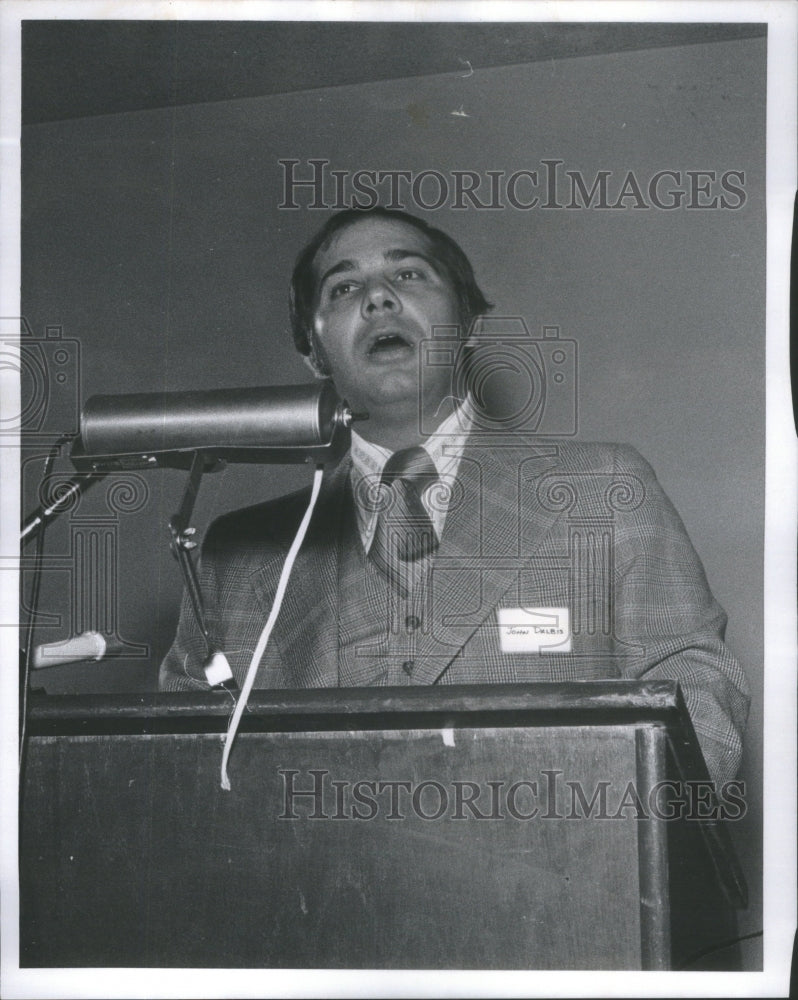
366,332 -> 414,357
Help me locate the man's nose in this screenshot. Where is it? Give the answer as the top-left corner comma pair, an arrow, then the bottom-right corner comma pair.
361,279 -> 402,318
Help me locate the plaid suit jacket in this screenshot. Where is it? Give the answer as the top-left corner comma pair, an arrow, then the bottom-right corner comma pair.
160,439 -> 749,784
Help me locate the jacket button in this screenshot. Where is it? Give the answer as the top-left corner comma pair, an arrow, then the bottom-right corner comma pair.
402,660 -> 414,675
405,615 -> 421,631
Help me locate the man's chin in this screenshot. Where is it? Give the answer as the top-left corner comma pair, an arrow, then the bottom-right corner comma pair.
360,369 -> 422,403
334,368 -> 453,430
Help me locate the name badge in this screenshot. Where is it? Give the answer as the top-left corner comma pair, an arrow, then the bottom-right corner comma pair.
497,607 -> 572,653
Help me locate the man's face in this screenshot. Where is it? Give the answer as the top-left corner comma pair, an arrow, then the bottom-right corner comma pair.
310,217 -> 461,422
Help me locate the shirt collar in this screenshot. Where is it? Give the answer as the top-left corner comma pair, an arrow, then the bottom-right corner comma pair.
349,401 -> 473,550
350,400 -> 473,483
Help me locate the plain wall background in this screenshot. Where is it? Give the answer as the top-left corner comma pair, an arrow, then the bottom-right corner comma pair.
21,35 -> 765,963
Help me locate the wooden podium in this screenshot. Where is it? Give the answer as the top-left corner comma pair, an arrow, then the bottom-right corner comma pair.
20,680 -> 746,970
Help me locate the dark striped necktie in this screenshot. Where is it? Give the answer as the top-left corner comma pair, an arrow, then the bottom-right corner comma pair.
368,446 -> 439,589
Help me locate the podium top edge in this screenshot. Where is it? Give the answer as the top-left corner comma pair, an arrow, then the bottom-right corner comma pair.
27,680 -> 683,731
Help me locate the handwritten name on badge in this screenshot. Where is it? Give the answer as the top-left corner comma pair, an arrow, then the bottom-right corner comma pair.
498,607 -> 572,653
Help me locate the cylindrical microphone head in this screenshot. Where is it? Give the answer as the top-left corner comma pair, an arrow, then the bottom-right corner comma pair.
79,382 -> 343,456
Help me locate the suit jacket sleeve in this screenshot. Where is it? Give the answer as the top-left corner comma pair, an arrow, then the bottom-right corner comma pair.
611,445 -> 750,785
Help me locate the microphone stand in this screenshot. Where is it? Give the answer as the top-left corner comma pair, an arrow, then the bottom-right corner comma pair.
167,452 -> 237,688
21,446 -> 235,686
168,452 -> 214,665
20,473 -> 105,545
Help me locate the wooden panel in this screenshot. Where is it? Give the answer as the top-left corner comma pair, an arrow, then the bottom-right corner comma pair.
664,739 -> 745,971
21,725 -> 645,969
634,727 -> 671,970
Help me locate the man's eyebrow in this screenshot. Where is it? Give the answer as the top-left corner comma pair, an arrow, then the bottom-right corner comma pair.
384,249 -> 439,270
318,259 -> 357,290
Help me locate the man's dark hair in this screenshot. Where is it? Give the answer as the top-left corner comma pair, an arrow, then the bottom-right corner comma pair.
288,207 -> 492,356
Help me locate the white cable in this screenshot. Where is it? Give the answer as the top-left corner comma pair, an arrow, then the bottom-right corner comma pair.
220,465 -> 325,791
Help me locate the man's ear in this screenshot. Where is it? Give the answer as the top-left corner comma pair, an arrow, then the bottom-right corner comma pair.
461,313 -> 480,347
303,352 -> 331,380
304,327 -> 333,378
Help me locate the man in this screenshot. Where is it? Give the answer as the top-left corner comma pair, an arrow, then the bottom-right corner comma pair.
160,207 -> 749,785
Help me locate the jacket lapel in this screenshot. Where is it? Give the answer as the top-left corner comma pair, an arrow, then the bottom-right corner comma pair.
244,438 -> 570,689
411,437 -> 566,684
250,460 -> 349,687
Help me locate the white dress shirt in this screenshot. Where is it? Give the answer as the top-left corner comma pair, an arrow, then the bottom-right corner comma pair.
349,403 -> 473,552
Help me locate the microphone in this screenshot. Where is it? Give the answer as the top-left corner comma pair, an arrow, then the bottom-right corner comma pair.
32,631 -> 115,669
80,382 -> 347,454
70,382 -> 365,470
